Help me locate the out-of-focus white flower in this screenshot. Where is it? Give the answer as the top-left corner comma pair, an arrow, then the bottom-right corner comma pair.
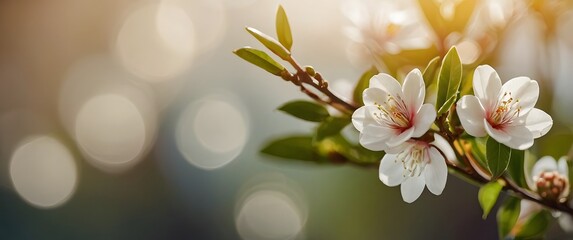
456,65 -> 553,150
527,156 -> 569,202
342,0 -> 432,65
379,134 -> 449,203
352,69 -> 436,151
525,156 -> 572,234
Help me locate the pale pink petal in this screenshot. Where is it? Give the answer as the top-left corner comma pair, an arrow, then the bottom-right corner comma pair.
369,73 -> 402,96
379,154 -> 406,187
384,141 -> 412,154
363,123 -> 396,138
473,65 -> 502,110
425,147 -> 448,195
500,77 -> 538,115
502,124 -> 534,150
524,108 -> 553,138
457,96 -> 487,137
359,133 -> 389,151
352,106 -> 367,132
363,105 -> 384,125
401,175 -> 426,203
402,69 -> 425,112
484,119 -> 511,142
558,157 -> 569,177
431,134 -> 456,163
412,104 -> 436,137
363,87 -> 389,106
532,156 -> 557,180
387,127 -> 414,147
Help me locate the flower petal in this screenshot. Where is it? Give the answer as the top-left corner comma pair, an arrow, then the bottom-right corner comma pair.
402,68 -> 425,112
473,65 -> 502,110
532,156 -> 558,180
379,154 -> 405,187
352,106 -> 367,132
425,147 -> 448,195
524,108 -> 553,138
387,127 -> 414,147
500,77 -> 539,115
363,123 -> 395,138
558,157 -> 569,177
401,175 -> 426,203
432,134 -> 456,163
359,132 -> 389,151
412,104 -> 436,137
484,119 -> 511,142
384,142 -> 412,154
457,95 -> 487,137
502,124 -> 534,150
369,73 -> 403,96
363,87 -> 389,106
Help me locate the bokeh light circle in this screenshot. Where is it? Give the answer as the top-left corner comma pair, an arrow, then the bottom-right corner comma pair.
236,190 -> 305,240
235,174 -> 308,240
175,92 -> 249,170
75,94 -> 147,167
115,2 -> 195,81
9,136 -> 78,208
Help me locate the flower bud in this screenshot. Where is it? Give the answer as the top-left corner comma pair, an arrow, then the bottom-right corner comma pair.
535,171 -> 569,202
304,66 -> 316,76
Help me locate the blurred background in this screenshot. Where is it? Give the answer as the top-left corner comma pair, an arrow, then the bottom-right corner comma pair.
1,0 -> 573,239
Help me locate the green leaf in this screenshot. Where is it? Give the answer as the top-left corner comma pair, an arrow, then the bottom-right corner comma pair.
470,138 -> 491,175
278,100 -> 330,122
322,135 -> 384,165
486,137 -> 512,179
497,197 -> 521,239
478,181 -> 503,219
234,47 -> 285,76
352,66 -> 379,106
507,149 -> 527,188
276,5 -> 293,51
246,27 -> 291,60
437,94 -> 457,115
515,210 -> 551,239
422,56 -> 441,87
261,135 -> 326,162
315,117 -> 350,142
436,47 -> 462,115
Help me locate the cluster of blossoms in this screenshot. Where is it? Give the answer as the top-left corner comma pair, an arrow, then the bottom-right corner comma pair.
352,65 -> 554,203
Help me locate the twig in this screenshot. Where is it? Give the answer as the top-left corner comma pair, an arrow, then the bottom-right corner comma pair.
271,53 -> 573,217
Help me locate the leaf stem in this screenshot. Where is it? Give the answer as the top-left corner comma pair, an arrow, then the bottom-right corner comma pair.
282,56 -> 358,114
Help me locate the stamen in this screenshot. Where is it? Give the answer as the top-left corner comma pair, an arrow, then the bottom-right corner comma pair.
400,145 -> 428,178
373,94 -> 411,130
489,91 -> 522,128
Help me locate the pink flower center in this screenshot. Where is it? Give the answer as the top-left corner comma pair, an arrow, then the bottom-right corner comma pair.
373,94 -> 412,131
488,91 -> 521,129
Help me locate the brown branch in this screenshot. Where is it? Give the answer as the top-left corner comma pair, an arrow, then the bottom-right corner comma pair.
283,56 -> 358,113
271,53 -> 573,217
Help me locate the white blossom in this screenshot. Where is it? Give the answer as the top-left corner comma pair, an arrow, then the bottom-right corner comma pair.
456,65 -> 553,150
528,156 -> 569,201
526,156 -> 571,233
342,0 -> 432,65
352,69 -> 436,151
378,135 -> 449,203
